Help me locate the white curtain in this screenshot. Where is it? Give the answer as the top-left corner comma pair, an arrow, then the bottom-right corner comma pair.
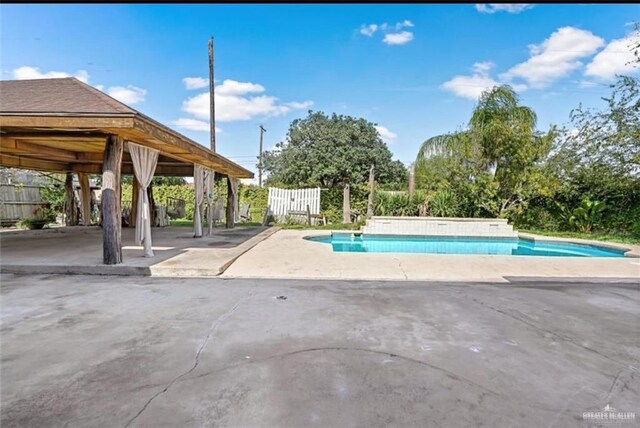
193,164 -> 205,237
128,142 -> 159,257
204,168 -> 215,235
231,177 -> 240,222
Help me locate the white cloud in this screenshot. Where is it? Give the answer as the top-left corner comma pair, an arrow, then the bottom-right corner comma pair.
183,77 -> 209,90
359,20 -> 415,45
475,4 -> 534,14
360,24 -> 378,37
215,79 -> 265,96
285,101 -> 314,109
500,27 -> 604,88
383,31 -> 414,46
13,66 -> 89,83
171,118 -> 221,133
181,79 -> 312,122
442,61 -> 501,99
577,80 -> 595,88
375,125 -> 397,143
585,31 -> 640,80
107,85 -> 146,104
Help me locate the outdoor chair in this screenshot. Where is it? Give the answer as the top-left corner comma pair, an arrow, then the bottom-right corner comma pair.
240,203 -> 251,222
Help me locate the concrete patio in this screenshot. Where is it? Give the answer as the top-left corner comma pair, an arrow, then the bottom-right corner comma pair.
223,229 -> 640,282
0,226 -> 277,277
1,274 -> 638,427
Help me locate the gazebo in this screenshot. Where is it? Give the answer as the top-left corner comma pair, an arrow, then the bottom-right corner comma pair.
0,77 -> 253,264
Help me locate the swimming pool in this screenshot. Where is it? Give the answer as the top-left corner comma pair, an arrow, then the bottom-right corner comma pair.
305,234 -> 628,257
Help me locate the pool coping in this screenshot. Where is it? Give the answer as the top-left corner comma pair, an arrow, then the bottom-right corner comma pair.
517,232 -> 640,258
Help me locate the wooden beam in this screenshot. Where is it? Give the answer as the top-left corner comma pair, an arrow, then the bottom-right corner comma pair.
0,154 -> 71,172
102,135 -> 124,265
1,114 -> 253,178
72,163 -> 193,176
0,138 -> 79,161
0,115 -> 134,129
132,117 -> 253,178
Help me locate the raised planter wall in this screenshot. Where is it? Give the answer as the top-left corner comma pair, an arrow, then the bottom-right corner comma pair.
362,216 -> 517,238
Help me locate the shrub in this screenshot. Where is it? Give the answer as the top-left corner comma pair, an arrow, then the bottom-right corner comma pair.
569,199 -> 606,233
428,189 -> 459,217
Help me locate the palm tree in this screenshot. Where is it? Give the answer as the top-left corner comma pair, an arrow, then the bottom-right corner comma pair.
415,85 -> 536,180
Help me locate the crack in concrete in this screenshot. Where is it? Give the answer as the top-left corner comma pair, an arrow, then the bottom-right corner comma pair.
392,257 -> 408,280
123,293 -> 253,427
465,295 -> 627,367
185,346 -> 501,397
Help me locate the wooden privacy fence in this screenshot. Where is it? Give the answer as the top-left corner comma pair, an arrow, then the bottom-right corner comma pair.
267,187 -> 321,223
0,184 -> 45,226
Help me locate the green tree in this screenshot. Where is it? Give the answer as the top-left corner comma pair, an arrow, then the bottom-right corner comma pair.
415,85 -> 555,218
263,111 -> 407,222
556,76 -> 640,176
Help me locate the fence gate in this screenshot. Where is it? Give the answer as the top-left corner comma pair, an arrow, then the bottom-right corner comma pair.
0,184 -> 44,226
267,187 -> 321,222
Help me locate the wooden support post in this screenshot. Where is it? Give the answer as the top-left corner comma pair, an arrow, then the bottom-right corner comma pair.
78,172 -> 92,226
366,165 -> 375,219
147,181 -> 156,227
64,172 -> 79,226
306,204 -> 311,226
102,135 -> 124,265
226,176 -> 235,229
130,176 -> 139,228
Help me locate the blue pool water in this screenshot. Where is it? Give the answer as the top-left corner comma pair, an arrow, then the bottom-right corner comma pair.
305,234 -> 627,257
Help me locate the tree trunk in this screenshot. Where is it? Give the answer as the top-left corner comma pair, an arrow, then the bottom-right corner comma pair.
408,164 -> 415,197
130,177 -> 139,228
342,177 -> 351,224
147,181 -> 156,227
102,135 -> 123,265
226,176 -> 235,229
366,165 -> 375,219
78,172 -> 92,226
64,172 -> 79,226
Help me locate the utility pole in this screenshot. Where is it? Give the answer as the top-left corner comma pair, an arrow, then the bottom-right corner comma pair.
258,125 -> 266,187
208,37 -> 216,152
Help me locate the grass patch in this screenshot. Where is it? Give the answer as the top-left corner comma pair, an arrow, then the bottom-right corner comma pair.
169,219 -> 262,228
521,229 -> 640,245
278,222 -> 363,230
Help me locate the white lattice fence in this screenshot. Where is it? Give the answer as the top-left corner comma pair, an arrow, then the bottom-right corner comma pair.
267,187 -> 321,221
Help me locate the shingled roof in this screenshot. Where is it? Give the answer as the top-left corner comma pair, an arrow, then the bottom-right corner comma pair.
0,77 -> 253,178
0,78 -> 137,115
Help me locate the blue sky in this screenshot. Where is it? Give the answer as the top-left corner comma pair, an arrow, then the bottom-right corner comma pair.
2,4 -> 639,180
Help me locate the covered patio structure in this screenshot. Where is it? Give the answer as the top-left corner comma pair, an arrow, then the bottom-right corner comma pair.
0,77 -> 253,264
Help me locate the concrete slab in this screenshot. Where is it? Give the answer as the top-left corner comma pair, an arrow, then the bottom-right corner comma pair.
223,230 -> 640,282
1,274 -> 638,427
0,226 -> 278,277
